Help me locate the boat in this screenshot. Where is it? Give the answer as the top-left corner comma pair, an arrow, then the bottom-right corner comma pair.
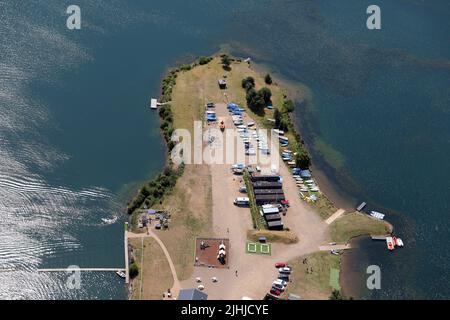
395,237 -> 404,247
331,250 -> 340,255
386,237 -> 395,251
116,271 -> 126,279
370,211 -> 385,220
150,98 -> 158,109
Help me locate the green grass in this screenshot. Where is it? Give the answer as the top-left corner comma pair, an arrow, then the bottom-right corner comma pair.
330,212 -> 392,243
243,172 -> 263,229
287,252 -> 341,300
329,268 -> 341,291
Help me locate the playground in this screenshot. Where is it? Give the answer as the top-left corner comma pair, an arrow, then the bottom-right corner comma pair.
194,238 -> 230,269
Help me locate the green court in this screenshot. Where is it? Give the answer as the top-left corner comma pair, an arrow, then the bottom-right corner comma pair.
329,267 -> 341,291
245,242 -> 272,255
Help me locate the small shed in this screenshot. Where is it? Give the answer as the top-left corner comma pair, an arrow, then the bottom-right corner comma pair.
218,79 -> 227,89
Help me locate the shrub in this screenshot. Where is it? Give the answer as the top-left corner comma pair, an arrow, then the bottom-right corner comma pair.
198,56 -> 212,65
264,74 -> 273,85
241,76 -> 255,91
129,263 -> 139,279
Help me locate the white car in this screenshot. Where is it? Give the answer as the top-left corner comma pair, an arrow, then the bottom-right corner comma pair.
279,266 -> 292,274
273,279 -> 288,287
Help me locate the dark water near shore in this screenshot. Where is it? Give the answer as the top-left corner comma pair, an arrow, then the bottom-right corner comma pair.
1,0 -> 448,299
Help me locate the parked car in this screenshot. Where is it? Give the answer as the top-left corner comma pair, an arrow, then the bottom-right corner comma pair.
273,279 -> 288,287
279,266 -> 292,274
278,274 -> 290,282
272,283 -> 285,291
270,288 -> 281,296
275,262 -> 287,268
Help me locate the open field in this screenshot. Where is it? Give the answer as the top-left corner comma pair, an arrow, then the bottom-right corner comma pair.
129,237 -> 173,300
286,251 -> 340,300
155,164 -> 213,281
330,212 -> 392,243
171,57 -> 286,135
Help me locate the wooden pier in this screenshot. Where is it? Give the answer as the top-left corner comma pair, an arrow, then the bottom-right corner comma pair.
371,235 -> 388,241
356,202 -> 367,212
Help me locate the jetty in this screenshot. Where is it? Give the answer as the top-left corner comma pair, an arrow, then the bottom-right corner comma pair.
37,268 -> 125,272
150,98 -> 171,110
356,202 -> 367,212
371,235 -> 389,241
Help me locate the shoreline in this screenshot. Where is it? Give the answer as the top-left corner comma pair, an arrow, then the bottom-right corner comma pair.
127,53 -> 393,300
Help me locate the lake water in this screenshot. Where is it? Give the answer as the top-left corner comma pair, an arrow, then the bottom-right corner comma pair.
0,0 -> 448,299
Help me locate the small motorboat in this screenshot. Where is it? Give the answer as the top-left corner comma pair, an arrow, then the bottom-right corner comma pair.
331,250 -> 340,255
370,211 -> 385,220
395,237 -> 404,247
116,271 -> 126,279
386,237 -> 395,251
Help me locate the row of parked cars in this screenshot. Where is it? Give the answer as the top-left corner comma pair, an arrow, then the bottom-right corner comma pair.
269,262 -> 292,297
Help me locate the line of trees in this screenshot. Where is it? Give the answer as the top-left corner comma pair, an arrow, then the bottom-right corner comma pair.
274,99 -> 311,169
127,164 -> 185,215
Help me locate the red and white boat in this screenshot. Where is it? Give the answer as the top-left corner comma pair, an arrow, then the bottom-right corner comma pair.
394,237 -> 404,247
386,236 -> 395,251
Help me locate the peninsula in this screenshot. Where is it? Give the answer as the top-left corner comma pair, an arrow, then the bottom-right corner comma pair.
125,55 -> 391,300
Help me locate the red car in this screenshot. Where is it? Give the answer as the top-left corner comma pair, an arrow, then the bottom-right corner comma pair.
281,200 -> 290,207
270,288 -> 281,296
275,262 -> 287,268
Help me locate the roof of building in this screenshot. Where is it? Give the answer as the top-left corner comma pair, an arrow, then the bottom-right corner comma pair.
178,288 -> 208,300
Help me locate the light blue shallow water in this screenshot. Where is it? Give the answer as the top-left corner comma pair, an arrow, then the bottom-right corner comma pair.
0,1 -> 448,299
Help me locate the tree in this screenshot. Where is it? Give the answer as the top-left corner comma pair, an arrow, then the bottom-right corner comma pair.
241,76 -> 255,91
246,88 -> 265,113
295,149 -> 311,169
264,74 -> 273,85
329,289 -> 352,300
274,108 -> 281,128
129,263 -> 139,279
283,99 -> 295,113
221,54 -> 231,71
258,87 -> 272,104
198,56 -> 212,65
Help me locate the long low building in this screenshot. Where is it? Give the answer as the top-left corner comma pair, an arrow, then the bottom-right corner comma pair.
264,213 -> 282,222
252,181 -> 283,190
254,189 -> 285,195
255,194 -> 285,205
267,220 -> 284,231
250,173 -> 280,182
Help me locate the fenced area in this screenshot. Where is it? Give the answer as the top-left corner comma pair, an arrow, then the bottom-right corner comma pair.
245,242 -> 272,255
194,238 -> 230,269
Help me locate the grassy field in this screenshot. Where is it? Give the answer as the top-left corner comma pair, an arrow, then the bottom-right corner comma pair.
287,251 -> 340,300
129,237 -> 173,300
171,56 -> 286,135
330,212 -> 392,243
154,164 -> 213,281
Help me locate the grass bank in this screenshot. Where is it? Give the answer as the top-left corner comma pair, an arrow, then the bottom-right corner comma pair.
287,252 -> 340,300
129,237 -> 173,300
330,212 -> 392,243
